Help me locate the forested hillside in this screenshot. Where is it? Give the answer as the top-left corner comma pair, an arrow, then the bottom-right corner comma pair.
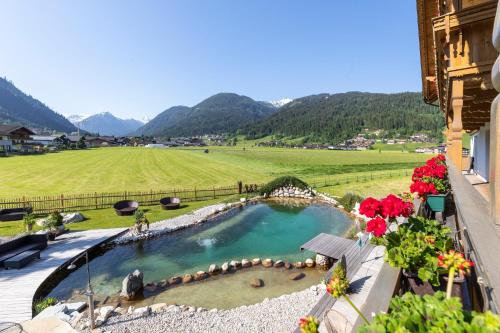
135,93 -> 276,136
242,92 -> 443,143
0,77 -> 76,132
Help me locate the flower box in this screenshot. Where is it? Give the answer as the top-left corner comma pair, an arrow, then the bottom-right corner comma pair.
426,193 -> 448,212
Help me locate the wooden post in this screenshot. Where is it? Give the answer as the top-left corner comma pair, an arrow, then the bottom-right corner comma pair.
60,194 -> 64,211
449,79 -> 464,169
237,181 -> 243,194
213,186 -> 216,199
194,187 -> 197,201
95,192 -> 98,209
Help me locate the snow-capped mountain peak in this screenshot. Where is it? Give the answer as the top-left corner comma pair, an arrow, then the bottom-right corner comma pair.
269,98 -> 293,108
65,114 -> 91,124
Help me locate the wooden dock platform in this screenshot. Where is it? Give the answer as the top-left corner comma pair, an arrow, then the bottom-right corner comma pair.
0,228 -> 126,324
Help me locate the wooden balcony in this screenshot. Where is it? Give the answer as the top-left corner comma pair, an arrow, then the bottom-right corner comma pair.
447,161 -> 500,312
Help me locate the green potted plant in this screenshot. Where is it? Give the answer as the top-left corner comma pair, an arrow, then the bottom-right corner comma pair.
23,213 -> 36,233
359,292 -> 500,333
410,154 -> 450,213
45,211 -> 65,240
133,209 -> 149,234
384,217 -> 452,294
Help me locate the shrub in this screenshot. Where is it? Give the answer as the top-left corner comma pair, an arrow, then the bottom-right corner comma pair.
359,292 -> 500,333
338,192 -> 364,212
259,176 -> 309,195
23,213 -> 36,232
45,211 -> 63,230
34,297 -> 58,314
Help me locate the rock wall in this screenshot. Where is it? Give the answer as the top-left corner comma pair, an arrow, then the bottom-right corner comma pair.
267,186 -> 315,199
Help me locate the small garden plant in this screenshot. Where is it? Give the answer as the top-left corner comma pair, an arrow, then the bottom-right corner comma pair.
34,297 -> 58,314
338,192 -> 364,212
359,292 -> 500,333
23,213 -> 36,232
298,316 -> 319,333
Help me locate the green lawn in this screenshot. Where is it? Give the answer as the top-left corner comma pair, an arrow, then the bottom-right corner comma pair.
0,147 -> 429,197
320,175 -> 412,199
0,198 -> 223,237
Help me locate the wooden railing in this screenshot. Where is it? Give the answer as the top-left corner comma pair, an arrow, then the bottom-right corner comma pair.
0,185 -> 244,214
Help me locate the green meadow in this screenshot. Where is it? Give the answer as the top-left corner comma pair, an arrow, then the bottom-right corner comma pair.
0,146 -> 430,197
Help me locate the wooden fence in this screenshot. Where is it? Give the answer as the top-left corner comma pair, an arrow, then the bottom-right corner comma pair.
0,185 -> 246,214
0,170 -> 412,215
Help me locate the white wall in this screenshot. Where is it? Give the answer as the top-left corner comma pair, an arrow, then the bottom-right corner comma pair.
471,123 -> 490,181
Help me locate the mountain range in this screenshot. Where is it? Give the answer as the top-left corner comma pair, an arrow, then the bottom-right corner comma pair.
0,77 -> 76,133
136,91 -> 443,142
68,112 -> 144,136
134,93 -> 277,137
243,92 -> 444,142
0,76 -> 442,142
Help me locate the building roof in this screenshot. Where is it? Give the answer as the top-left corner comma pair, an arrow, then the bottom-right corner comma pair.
0,124 -> 35,136
416,0 -> 439,104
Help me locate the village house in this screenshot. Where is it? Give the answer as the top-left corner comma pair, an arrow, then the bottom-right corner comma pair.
0,124 -> 35,155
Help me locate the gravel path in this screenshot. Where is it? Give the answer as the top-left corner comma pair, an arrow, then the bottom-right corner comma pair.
102,285 -> 324,333
112,203 -> 230,244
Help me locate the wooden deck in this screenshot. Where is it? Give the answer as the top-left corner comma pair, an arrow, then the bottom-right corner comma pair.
0,228 -> 126,324
294,235 -> 374,333
300,233 -> 357,259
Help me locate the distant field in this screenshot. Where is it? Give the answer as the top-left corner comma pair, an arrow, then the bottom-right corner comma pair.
0,147 -> 430,197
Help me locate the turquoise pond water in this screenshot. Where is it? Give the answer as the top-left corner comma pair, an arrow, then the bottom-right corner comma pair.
49,201 -> 352,301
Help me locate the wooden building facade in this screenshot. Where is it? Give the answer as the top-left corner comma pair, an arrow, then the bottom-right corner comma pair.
417,0 -> 500,311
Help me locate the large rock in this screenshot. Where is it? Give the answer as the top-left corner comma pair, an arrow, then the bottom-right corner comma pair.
241,259 -> 251,268
294,261 -> 306,269
284,262 -> 292,269
305,258 -> 315,268
250,278 -> 264,288
151,303 -> 167,313
208,264 -> 220,275
221,262 -> 230,274
230,260 -> 241,269
262,258 -> 274,268
120,270 -> 144,300
289,272 -> 306,281
273,260 -> 285,268
168,276 -> 182,285
182,274 -> 193,283
194,271 -> 207,281
251,258 -> 261,266
316,254 -> 330,270
62,212 -> 86,224
35,304 -> 68,319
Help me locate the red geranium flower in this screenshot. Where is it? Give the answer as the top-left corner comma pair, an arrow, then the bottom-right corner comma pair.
380,194 -> 405,218
359,197 -> 381,218
366,217 -> 387,237
401,200 -> 414,217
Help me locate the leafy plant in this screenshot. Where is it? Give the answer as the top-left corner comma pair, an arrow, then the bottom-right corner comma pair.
259,176 -> 309,195
359,292 -> 500,333
45,211 -> 63,230
338,192 -> 364,212
34,297 -> 58,314
23,213 -> 36,232
134,209 -> 149,232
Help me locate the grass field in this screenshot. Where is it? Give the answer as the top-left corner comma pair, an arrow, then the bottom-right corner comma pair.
0,147 -> 430,197
0,198 -> 223,237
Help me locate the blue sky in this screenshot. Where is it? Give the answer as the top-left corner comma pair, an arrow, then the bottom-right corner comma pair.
0,1 -> 422,120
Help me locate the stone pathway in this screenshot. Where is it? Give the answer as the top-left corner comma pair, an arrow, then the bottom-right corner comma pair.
0,228 -> 126,324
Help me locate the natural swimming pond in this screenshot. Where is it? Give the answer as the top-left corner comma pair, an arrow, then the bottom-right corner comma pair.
48,200 -> 352,307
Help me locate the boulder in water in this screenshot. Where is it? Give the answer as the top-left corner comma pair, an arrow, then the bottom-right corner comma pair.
120,270 -> 144,300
